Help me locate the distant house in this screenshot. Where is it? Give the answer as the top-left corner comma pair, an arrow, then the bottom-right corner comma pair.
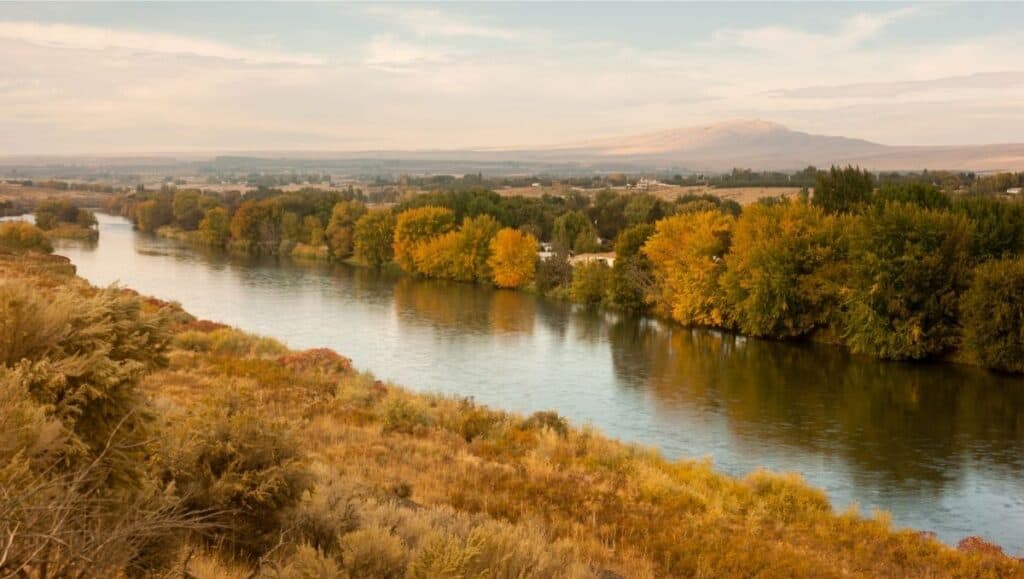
569,252 -> 616,268
537,242 -> 556,262
1007,187 -> 1022,196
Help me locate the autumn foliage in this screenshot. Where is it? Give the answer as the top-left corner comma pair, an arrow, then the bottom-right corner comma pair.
643,210 -> 735,326
487,228 -> 538,288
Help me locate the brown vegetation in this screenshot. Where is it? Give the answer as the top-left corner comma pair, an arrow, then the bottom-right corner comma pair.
2,247 -> 1022,577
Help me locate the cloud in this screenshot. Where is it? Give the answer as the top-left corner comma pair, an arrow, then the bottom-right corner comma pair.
770,71 -> 1024,100
0,20 -> 323,65
362,6 -> 526,41
363,35 -> 451,72
710,7 -> 918,53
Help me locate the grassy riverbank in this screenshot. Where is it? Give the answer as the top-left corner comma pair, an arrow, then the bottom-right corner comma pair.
2,235 -> 1023,577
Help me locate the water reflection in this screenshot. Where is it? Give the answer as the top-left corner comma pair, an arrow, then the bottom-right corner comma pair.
58,214 -> 1024,553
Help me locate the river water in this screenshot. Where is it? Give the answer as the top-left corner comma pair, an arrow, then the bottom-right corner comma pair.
53,214 -> 1024,553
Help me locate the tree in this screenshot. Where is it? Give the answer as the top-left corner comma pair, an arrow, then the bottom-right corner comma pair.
721,201 -> 841,338
326,200 -> 367,259
552,211 -> 599,254
608,223 -> 654,311
199,207 -> 231,247
570,261 -> 611,306
873,182 -> 951,210
392,206 -> 455,272
844,203 -> 973,359
414,214 -> 501,282
487,228 -> 538,288
643,210 -> 735,326
35,199 -> 83,230
952,195 -> 1024,260
960,256 -> 1024,373
135,198 -> 174,234
353,210 -> 396,268
812,165 -> 874,214
623,193 -> 666,226
172,190 -> 216,230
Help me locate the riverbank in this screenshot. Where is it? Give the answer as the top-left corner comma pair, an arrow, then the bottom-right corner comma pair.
2,243 -> 1022,577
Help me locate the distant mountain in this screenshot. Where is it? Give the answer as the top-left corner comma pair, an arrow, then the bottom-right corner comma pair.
3,119 -> 1023,174
510,119 -> 1024,172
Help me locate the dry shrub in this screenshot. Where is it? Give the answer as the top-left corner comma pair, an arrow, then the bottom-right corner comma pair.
174,327 -> 287,357
744,470 -> 831,523
339,527 -> 408,579
381,396 -> 433,435
271,543 -> 342,579
277,347 -> 353,375
161,387 -> 313,561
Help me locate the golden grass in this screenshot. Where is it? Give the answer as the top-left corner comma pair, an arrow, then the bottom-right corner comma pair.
4,250 -> 1022,578
145,330 -> 1022,577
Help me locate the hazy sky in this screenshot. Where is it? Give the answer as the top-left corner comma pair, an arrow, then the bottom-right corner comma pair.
2,2 -> 1023,154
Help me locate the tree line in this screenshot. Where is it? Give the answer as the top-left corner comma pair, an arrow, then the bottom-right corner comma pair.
111,168 -> 1024,372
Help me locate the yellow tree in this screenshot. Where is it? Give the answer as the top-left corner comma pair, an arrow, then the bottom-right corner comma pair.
392,206 -> 455,272
413,215 -> 501,282
488,228 -> 538,288
643,210 -> 735,326
326,200 -> 367,259
721,200 -> 841,338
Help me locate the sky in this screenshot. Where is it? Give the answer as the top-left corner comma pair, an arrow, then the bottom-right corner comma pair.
1,2 -> 1023,155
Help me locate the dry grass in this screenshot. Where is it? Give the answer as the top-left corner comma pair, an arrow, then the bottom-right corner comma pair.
147,328 -> 1022,577
4,249 -> 1022,578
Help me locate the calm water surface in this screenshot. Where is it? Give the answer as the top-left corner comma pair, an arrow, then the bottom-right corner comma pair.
56,214 -> 1024,553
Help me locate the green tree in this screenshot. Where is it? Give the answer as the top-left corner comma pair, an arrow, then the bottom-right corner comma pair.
952,195 -> 1024,260
608,223 -> 654,311
353,210 -> 396,268
960,256 -> 1024,373
721,201 -> 841,338
873,182 -> 951,210
199,207 -> 231,247
326,201 -> 368,259
844,203 -> 973,359
813,165 -> 874,214
553,211 -> 599,254
570,261 -> 612,306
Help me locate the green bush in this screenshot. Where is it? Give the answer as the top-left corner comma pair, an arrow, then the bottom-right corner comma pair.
960,256 -> 1024,372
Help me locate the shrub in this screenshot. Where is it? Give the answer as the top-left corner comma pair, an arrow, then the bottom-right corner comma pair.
0,221 -> 52,253
339,527 -> 408,579
162,389 -> 313,560
960,256 -> 1024,372
381,397 -> 433,435
173,327 -> 287,357
0,282 -> 170,485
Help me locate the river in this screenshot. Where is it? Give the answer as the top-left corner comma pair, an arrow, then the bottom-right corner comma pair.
52,214 -> 1024,554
